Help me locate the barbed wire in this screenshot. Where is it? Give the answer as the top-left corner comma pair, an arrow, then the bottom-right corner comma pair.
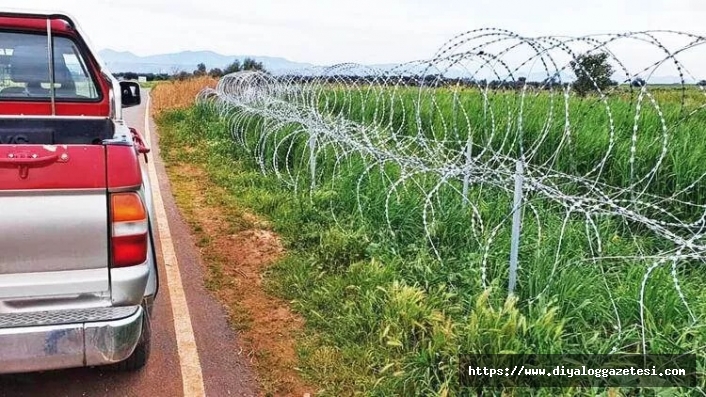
198,28 -> 706,354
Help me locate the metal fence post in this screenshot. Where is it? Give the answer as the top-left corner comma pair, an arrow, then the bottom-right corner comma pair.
309,134 -> 317,191
508,157 -> 524,296
462,139 -> 472,208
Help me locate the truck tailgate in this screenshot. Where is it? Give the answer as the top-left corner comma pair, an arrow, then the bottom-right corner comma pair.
0,145 -> 109,302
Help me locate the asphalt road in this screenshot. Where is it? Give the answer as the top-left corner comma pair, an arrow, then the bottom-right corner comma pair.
0,93 -> 258,397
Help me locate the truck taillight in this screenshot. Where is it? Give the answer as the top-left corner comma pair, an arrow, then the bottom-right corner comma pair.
110,192 -> 148,268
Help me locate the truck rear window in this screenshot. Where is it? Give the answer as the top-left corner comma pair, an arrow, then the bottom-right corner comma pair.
0,31 -> 99,100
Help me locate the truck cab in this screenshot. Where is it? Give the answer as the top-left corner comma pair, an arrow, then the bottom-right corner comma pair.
0,11 -> 158,373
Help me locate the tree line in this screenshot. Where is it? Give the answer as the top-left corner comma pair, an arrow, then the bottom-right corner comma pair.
116,53 -> 693,95
114,57 -> 266,82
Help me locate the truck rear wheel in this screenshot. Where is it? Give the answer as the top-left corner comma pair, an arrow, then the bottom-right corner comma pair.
110,306 -> 151,371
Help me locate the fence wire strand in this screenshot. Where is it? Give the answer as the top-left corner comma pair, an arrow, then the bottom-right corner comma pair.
197,29 -> 706,354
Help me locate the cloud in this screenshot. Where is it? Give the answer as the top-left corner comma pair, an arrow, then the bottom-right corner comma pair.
3,0 -> 705,69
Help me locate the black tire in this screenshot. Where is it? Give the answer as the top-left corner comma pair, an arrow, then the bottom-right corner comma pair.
110,306 -> 151,371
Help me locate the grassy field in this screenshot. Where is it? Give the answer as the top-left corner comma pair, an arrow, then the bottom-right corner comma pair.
138,80 -> 173,89
150,76 -> 217,112
156,80 -> 706,396
310,85 -> 706,201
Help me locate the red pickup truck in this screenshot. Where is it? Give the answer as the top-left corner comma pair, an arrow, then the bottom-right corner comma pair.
0,11 -> 158,373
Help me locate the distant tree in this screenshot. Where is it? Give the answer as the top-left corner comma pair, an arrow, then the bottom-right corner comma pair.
631,77 -> 646,87
209,68 -> 224,78
697,80 -> 706,87
224,60 -> 241,75
242,58 -> 265,72
175,71 -> 191,81
114,72 -> 171,82
570,52 -> 615,96
542,76 -> 559,89
194,63 -> 207,77
143,73 -> 170,81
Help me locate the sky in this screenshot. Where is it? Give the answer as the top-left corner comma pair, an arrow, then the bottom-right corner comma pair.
2,0 -> 705,68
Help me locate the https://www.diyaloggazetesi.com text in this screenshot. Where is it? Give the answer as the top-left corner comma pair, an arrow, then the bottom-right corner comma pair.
460,355 -> 697,387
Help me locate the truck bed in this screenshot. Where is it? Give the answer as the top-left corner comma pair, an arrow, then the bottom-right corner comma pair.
0,118 -> 114,145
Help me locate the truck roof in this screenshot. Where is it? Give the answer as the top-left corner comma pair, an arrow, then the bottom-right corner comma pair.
0,11 -> 75,34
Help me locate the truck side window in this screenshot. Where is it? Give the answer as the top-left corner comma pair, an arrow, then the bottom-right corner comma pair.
0,31 -> 100,100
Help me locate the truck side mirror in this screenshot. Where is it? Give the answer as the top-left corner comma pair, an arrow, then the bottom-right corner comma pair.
120,81 -> 141,108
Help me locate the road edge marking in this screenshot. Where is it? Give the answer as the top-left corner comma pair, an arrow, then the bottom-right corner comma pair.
144,95 -> 206,397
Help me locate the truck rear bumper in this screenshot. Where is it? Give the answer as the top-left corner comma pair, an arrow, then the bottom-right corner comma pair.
0,305 -> 143,374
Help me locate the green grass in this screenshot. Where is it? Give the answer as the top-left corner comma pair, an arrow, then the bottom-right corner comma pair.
139,80 -> 167,89
313,86 -> 706,207
156,87 -> 706,396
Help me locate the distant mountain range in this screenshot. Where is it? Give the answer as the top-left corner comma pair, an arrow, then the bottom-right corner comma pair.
98,49 -> 692,84
98,49 -> 315,75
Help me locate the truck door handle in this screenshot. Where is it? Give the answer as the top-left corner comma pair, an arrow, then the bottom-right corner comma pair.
0,153 -> 66,179
0,153 -> 61,166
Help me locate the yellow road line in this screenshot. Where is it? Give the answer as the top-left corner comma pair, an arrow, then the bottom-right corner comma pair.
144,94 -> 206,397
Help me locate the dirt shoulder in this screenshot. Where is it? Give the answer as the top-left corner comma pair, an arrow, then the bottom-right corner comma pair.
158,142 -> 313,396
